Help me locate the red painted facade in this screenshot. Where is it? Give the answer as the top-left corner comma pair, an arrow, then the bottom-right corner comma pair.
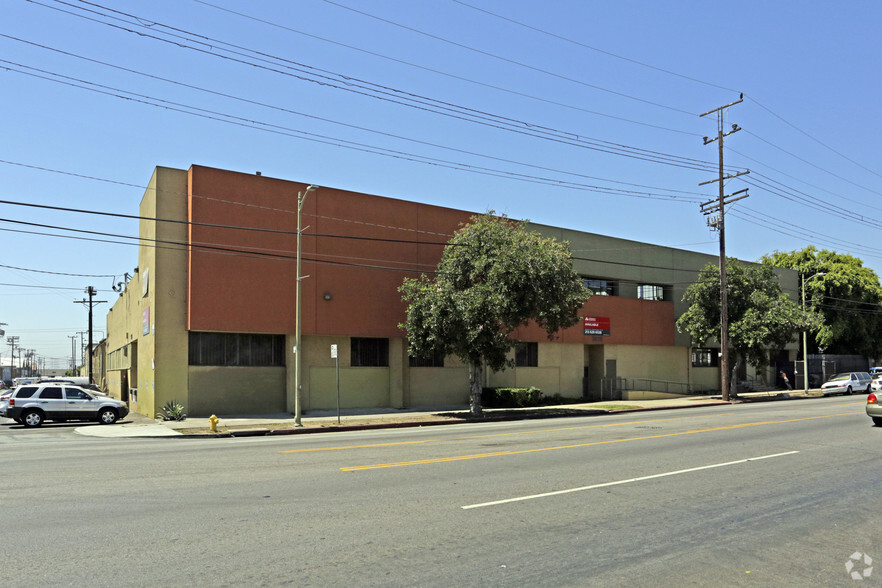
186,166 -> 674,345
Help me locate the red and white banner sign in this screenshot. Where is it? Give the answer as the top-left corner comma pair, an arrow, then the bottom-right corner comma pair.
584,316 -> 610,336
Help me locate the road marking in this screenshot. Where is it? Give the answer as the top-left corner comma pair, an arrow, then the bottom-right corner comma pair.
340,412 -> 851,471
461,451 -> 800,509
280,415 -> 705,454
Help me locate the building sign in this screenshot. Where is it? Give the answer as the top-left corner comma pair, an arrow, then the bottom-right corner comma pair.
142,307 -> 150,335
584,316 -> 610,336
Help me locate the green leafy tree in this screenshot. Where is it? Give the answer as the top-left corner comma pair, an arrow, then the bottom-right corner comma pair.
399,213 -> 589,416
677,259 -> 809,383
762,246 -> 882,357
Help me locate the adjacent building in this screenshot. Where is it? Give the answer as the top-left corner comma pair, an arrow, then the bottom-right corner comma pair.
101,165 -> 798,418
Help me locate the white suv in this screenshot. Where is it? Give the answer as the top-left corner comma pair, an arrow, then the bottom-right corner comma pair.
4,383 -> 129,427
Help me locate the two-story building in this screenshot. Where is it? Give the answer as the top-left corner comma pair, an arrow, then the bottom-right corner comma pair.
102,165 -> 797,417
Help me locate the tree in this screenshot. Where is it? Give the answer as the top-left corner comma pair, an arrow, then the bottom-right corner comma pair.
762,246 -> 882,358
677,259 -> 809,383
399,213 -> 589,416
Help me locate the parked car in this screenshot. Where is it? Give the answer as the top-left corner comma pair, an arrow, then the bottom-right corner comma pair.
872,374 -> 882,393
0,389 -> 12,417
867,393 -> 882,426
820,372 -> 872,395
5,383 -> 128,427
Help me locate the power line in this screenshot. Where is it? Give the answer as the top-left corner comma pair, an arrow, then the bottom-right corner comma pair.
193,0 -> 701,137
449,0 -> 740,95
321,0 -> 699,116
21,4 -> 716,170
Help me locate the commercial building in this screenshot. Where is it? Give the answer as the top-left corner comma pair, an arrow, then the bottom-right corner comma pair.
102,165 -> 797,418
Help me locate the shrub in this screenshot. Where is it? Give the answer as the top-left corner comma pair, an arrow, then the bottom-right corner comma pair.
481,387 -> 542,408
159,400 -> 187,421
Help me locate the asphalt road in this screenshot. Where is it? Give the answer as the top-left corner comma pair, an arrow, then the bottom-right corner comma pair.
1,396 -> 880,587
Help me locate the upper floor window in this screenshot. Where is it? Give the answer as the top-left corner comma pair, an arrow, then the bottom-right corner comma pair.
583,278 -> 617,296
638,284 -> 668,301
515,342 -> 539,367
351,337 -> 389,367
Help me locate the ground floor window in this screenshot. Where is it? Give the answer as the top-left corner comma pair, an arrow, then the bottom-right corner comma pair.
188,332 -> 286,366
515,342 -> 539,367
351,337 -> 389,367
409,351 -> 444,367
691,348 -> 719,367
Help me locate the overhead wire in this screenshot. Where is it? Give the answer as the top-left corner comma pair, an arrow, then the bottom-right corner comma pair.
23,2 -> 716,171
193,0 -> 700,137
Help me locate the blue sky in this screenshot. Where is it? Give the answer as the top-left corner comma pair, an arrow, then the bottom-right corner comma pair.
2,0 -> 880,369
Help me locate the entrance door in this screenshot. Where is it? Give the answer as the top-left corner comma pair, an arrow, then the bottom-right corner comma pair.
605,359 -> 619,400
120,371 -> 129,402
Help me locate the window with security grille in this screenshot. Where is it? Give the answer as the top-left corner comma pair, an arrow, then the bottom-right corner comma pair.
691,348 -> 719,367
188,332 -> 286,366
409,351 -> 444,367
351,337 -> 389,367
515,342 -> 539,367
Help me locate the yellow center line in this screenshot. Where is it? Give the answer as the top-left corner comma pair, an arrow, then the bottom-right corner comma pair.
279,414 -> 705,454
340,412 -> 855,471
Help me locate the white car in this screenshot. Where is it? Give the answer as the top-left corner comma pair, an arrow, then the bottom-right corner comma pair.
872,374 -> 882,393
821,372 -> 872,395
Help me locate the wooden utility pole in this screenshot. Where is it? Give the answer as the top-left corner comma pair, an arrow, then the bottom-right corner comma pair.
699,95 -> 748,402
74,287 -> 106,385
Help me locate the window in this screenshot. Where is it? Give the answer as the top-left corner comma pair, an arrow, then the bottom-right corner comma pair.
515,342 -> 539,367
188,333 -> 286,367
582,278 -> 617,296
409,351 -> 444,367
14,386 -> 37,399
691,348 -> 719,368
351,337 -> 389,367
65,389 -> 91,400
638,284 -> 667,301
38,387 -> 63,399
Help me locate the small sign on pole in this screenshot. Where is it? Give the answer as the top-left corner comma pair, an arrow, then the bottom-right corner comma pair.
331,344 -> 340,423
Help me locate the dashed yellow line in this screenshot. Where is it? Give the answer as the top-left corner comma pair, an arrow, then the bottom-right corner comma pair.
280,415 -> 703,454
340,412 -> 855,471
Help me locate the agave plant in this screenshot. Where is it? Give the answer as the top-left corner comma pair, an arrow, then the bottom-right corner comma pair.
159,400 -> 187,421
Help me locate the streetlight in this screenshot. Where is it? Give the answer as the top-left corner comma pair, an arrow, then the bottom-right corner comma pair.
802,271 -> 826,393
294,184 -> 319,426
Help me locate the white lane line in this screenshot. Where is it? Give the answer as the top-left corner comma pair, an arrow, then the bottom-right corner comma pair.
461,450 -> 800,510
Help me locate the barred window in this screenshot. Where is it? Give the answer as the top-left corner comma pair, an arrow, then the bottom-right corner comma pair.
515,342 -> 539,367
691,348 -> 719,368
409,351 -> 445,368
189,332 -> 286,367
351,337 -> 389,367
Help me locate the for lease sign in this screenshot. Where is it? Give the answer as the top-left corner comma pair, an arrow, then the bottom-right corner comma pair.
584,316 -> 610,336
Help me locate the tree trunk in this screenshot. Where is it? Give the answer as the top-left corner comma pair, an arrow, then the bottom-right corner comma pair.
469,362 -> 483,417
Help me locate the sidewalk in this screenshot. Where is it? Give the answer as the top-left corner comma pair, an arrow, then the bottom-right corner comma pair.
74,391 -> 823,439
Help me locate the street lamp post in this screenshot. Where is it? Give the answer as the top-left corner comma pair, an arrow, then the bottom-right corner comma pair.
294,185 -> 319,426
802,271 -> 826,393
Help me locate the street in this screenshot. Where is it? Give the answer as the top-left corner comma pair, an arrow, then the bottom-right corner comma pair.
2,396 -> 880,587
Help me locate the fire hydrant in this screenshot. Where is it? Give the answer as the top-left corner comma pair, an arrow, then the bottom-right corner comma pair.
208,414 -> 219,433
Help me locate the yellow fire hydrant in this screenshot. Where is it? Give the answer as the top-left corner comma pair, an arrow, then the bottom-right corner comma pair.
208,414 -> 219,433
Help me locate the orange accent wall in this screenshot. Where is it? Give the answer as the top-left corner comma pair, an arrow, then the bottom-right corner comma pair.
187,166 -> 470,335
512,296 -> 675,346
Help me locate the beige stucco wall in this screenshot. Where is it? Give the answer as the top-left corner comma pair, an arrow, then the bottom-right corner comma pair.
189,366 -> 285,415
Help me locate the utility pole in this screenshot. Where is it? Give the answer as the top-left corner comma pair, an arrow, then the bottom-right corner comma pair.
69,335 -> 77,374
7,335 -> 19,379
699,94 -> 748,402
74,287 -> 106,385
294,185 -> 318,426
